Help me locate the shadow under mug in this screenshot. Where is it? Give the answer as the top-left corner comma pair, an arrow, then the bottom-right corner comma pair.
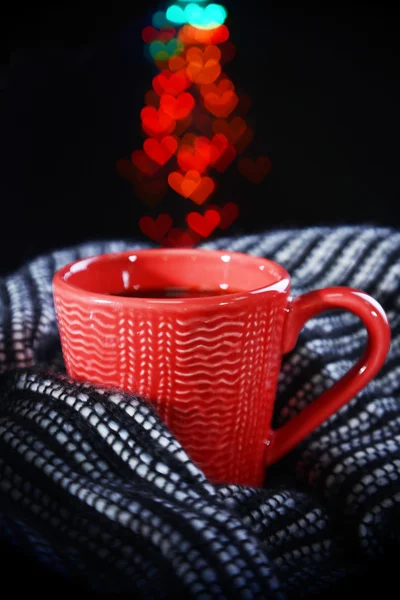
53,249 -> 391,487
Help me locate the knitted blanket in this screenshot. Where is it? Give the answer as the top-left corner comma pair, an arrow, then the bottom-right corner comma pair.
0,227 -> 399,598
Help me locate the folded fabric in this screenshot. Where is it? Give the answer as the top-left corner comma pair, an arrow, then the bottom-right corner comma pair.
0,227 -> 399,598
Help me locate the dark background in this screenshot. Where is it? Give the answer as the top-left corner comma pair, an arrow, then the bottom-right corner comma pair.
1,1 -> 399,275
0,2 -> 399,595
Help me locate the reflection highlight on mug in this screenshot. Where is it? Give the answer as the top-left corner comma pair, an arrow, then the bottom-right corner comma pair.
116,0 -> 272,247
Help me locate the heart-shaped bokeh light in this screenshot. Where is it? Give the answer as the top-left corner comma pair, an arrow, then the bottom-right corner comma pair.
166,3 -> 227,29
117,1 -> 271,247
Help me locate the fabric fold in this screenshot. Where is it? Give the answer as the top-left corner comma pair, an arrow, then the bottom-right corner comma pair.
1,227 -> 399,598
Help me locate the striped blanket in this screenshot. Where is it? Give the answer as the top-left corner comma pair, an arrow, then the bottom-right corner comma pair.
0,226 -> 399,598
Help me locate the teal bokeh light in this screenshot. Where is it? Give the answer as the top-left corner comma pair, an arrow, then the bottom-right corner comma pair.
166,3 -> 227,29
166,5 -> 186,24
152,11 -> 171,29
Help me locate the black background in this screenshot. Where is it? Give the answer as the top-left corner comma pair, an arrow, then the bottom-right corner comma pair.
1,0 -> 399,275
0,2 -> 399,595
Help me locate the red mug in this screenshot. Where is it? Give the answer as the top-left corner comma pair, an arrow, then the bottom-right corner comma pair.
53,248 -> 391,486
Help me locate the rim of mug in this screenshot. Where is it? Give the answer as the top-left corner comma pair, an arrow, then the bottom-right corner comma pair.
52,248 -> 291,306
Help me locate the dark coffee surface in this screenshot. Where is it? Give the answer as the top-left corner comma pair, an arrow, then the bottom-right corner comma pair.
111,287 -> 239,299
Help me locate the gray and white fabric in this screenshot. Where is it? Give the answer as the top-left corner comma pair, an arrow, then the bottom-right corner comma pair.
0,226 -> 399,598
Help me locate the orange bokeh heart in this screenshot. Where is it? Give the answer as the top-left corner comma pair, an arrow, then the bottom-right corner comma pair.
178,24 -> 230,46
187,61 -> 221,85
187,209 -> 221,238
168,55 -> 187,73
190,176 -> 215,205
141,106 -> 176,137
160,92 -> 195,120
168,170 -> 214,204
169,171 -> 199,198
204,90 -> 239,118
199,78 -> 235,98
143,136 -> 178,166
186,45 -> 221,65
181,171 -> 203,197
186,45 -> 221,84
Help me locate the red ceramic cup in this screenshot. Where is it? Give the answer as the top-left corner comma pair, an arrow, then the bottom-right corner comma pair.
53,249 -> 391,486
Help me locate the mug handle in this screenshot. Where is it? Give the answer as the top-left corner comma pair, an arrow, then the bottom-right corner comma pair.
265,286 -> 391,466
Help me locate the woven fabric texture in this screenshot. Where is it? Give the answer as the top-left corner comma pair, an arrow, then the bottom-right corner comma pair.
0,227 -> 399,598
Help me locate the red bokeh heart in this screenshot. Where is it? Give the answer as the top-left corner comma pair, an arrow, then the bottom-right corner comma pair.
119,13 -> 264,248
143,136 -> 178,166
163,228 -> 199,248
135,177 -> 168,208
197,134 -> 225,161
213,144 -> 236,172
234,126 -> 254,155
175,134 -> 226,172
153,69 -> 190,97
177,144 -> 210,174
238,156 -> 272,183
190,176 -> 216,205
131,150 -> 160,176
139,214 -> 173,242
142,26 -> 176,44
187,209 -> 221,237
212,117 -> 247,145
141,107 -> 176,137
160,92 -> 195,120
207,202 -> 240,230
